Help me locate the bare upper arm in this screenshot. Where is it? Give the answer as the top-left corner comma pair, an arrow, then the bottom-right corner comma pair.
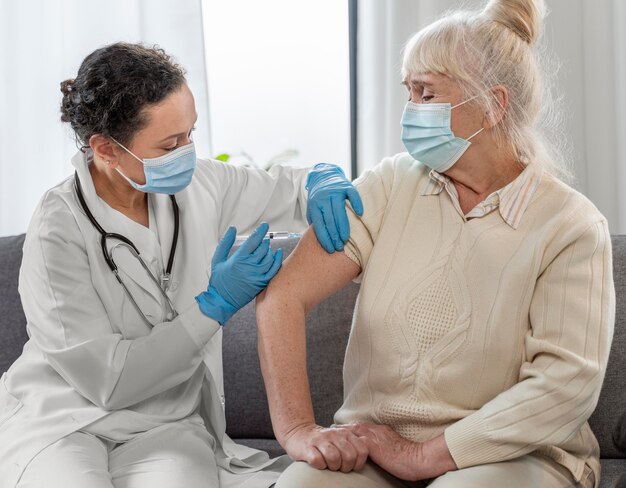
258,225 -> 361,314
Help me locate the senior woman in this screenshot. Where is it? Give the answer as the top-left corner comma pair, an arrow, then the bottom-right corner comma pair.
256,0 -> 614,487
0,43 -> 362,487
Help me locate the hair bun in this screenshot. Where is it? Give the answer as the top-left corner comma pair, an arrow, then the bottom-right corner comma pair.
60,79 -> 75,95
482,0 -> 546,45
60,79 -> 78,123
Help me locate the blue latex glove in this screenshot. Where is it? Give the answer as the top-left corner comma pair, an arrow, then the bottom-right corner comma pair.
195,222 -> 283,325
306,163 -> 364,253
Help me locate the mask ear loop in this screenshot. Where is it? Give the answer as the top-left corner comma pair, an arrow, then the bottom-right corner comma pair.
466,127 -> 485,141
451,93 -> 485,141
451,94 -> 481,110
109,136 -> 147,186
110,136 -> 145,164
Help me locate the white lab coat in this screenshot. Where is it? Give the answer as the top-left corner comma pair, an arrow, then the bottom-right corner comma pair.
0,150 -> 310,487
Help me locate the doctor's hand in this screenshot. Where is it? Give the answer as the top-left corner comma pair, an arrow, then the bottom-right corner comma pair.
306,163 -> 363,254
195,222 -> 283,325
281,423 -> 369,473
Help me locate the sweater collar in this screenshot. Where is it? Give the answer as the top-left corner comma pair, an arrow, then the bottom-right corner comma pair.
420,163 -> 542,229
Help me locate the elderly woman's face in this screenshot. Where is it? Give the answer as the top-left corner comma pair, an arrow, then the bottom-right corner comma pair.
403,72 -> 484,141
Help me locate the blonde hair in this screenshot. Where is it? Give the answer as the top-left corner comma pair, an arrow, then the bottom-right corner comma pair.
402,0 -> 572,182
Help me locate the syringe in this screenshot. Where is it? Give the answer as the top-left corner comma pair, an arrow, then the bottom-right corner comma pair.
234,231 -> 303,246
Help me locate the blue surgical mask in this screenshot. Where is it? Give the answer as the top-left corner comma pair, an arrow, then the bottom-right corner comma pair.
401,97 -> 484,173
112,138 -> 197,195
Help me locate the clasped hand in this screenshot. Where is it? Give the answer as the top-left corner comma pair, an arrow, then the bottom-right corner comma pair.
284,422 -> 455,481
281,423 -> 369,473
336,423 -> 425,480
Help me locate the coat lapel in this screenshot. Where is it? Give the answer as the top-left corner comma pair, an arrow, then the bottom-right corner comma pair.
72,151 -> 167,326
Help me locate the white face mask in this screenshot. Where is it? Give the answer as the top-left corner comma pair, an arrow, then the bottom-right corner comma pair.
401,96 -> 484,172
112,138 -> 197,195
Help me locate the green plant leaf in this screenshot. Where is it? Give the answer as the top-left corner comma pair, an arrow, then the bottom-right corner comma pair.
215,153 -> 230,162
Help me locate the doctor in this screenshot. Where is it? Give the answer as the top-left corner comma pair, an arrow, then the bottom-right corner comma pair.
0,42 -> 363,487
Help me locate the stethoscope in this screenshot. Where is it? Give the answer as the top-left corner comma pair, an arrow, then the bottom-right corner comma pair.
74,172 -> 180,327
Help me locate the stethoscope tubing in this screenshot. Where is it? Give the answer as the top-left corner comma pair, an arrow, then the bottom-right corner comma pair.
73,172 -> 180,326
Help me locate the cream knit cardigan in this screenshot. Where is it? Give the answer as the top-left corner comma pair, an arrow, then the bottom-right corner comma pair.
338,153 -> 615,486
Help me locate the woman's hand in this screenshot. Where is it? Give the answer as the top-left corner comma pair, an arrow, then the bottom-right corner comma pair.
338,423 -> 457,481
196,222 -> 283,325
282,423 -> 369,473
306,163 -> 363,253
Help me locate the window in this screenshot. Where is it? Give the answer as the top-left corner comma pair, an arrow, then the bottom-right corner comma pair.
202,0 -> 352,176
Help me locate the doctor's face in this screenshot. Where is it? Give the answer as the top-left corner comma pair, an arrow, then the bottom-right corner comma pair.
113,83 -> 198,186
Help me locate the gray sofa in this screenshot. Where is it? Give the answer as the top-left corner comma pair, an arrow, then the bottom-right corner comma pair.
1,234 -> 625,486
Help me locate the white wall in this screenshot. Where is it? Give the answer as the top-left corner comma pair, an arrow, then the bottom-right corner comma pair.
202,0 -> 351,173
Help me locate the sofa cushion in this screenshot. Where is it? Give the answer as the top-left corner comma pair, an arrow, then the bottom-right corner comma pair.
589,235 -> 626,459
598,459 -> 626,488
235,438 -> 285,459
0,234 -> 28,373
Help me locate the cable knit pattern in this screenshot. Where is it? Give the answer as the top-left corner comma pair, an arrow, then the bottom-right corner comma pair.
337,153 -> 614,488
405,273 -> 457,354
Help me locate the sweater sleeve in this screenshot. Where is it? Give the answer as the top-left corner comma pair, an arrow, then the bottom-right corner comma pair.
444,218 -> 615,469
343,157 -> 397,280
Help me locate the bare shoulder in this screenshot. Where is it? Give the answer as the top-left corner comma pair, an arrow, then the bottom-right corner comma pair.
260,227 -> 360,313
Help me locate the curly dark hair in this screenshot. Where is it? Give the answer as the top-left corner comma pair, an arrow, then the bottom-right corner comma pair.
60,42 -> 187,149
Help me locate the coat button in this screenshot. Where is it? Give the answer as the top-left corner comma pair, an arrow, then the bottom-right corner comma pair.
220,394 -> 225,407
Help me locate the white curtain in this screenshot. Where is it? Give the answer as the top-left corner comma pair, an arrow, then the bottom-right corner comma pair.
618,0 -> 626,234
0,0 -> 209,237
357,0 -> 626,234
